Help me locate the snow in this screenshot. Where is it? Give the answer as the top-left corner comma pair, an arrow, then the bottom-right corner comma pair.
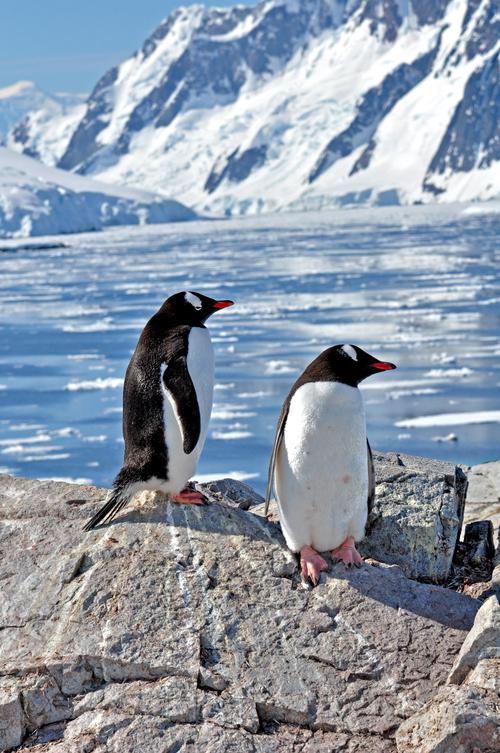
0,81 -> 86,163
0,202 -> 498,491
0,147 -> 195,238
40,0 -> 498,216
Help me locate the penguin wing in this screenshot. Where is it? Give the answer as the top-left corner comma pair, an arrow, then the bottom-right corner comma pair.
162,355 -> 201,454
264,401 -> 289,516
367,439 -> 375,516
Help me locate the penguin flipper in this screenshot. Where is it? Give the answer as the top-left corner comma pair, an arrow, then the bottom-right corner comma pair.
367,439 -> 375,516
83,486 -> 130,531
162,355 -> 201,455
264,403 -> 289,516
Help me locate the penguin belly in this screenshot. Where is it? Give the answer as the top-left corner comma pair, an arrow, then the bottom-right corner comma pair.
275,381 -> 368,553
161,328 -> 214,494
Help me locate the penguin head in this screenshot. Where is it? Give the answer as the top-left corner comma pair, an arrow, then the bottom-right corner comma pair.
166,291 -> 234,325
328,344 -> 396,385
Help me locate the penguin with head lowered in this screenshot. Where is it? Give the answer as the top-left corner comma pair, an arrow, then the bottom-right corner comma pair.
83,291 -> 233,531
265,344 -> 396,585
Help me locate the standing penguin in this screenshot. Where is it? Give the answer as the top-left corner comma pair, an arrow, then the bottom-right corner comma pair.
265,344 -> 396,585
83,291 -> 233,531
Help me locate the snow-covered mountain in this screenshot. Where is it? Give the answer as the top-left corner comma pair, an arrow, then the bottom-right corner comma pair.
0,147 -> 195,238
11,0 -> 500,215
2,81 -> 86,166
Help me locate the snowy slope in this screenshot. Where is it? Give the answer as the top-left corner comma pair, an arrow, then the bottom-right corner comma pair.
17,0 -> 500,215
1,81 -> 86,165
0,147 -> 195,238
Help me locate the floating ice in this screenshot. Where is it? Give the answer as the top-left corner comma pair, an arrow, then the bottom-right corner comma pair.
66,378 -> 124,391
211,430 -> 253,440
396,411 -> 500,428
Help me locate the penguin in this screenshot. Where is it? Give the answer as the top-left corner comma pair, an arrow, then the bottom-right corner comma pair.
83,291 -> 234,531
265,344 -> 396,585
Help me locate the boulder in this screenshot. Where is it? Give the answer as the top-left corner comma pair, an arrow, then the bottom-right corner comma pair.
0,472 -> 479,752
363,452 -> 466,583
465,460 -> 500,534
448,595 -> 500,685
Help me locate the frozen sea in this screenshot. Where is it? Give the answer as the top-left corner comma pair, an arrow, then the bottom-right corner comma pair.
0,202 -> 499,494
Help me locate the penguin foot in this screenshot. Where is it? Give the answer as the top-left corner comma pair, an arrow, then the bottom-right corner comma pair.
331,537 -> 363,568
171,489 -> 207,506
300,545 -> 328,586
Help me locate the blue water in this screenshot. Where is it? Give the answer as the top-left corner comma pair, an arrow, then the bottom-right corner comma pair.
0,203 -> 499,494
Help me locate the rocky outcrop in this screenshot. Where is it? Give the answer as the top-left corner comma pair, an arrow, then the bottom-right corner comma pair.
0,456 -> 492,752
397,588 -> 500,752
363,452 -> 467,582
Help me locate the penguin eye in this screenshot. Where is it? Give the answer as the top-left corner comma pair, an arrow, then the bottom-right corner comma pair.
184,292 -> 203,310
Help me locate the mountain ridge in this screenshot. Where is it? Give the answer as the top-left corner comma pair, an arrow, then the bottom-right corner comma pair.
7,0 -> 500,215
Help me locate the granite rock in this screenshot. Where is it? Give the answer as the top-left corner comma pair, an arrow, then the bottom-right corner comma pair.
360,452 -> 467,583
0,470 -> 479,751
396,685 -> 500,753
448,595 -> 500,685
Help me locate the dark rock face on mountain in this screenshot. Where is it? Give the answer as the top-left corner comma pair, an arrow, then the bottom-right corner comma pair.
425,50 -> 499,194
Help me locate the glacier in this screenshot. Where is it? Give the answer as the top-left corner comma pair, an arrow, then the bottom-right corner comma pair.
0,147 -> 196,238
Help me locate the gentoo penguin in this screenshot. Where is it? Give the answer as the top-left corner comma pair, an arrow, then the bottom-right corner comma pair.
83,291 -> 233,531
265,344 -> 396,585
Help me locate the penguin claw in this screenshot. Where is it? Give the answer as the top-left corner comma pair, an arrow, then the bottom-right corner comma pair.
300,545 -> 328,586
331,537 -> 363,568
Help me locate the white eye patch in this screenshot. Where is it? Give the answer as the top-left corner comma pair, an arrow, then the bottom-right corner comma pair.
184,291 -> 202,310
341,344 -> 358,361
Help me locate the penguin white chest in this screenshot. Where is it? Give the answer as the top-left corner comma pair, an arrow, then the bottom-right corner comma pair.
161,327 -> 214,494
275,381 -> 369,553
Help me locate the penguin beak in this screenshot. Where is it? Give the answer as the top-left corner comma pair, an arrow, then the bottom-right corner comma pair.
371,361 -> 396,370
212,300 -> 234,309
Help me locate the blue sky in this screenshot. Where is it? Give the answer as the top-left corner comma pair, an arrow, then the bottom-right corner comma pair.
1,1 -> 255,94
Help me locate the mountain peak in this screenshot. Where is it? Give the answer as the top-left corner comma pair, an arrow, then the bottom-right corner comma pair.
9,0 -> 500,213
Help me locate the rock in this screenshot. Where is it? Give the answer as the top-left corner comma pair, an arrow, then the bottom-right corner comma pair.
0,472 -> 479,751
450,520 -> 496,592
463,521 -> 495,569
461,520 -> 496,589
400,590 -> 500,752
448,595 -> 500,685
197,477 -> 264,510
361,452 -> 467,583
465,658 -> 500,693
395,685 -> 500,753
0,678 -> 24,751
465,460 -> 500,534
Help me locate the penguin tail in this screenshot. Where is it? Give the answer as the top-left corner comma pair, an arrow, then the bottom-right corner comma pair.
83,485 -> 131,532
